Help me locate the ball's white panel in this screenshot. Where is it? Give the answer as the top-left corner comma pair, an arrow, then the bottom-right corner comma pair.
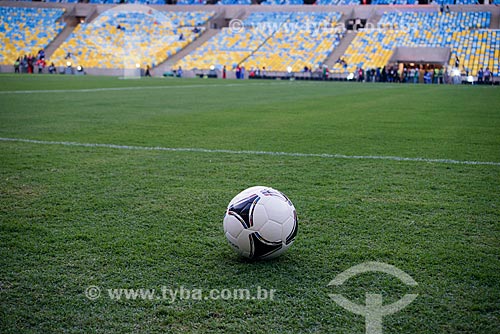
251,203 -> 269,231
236,229 -> 253,254
228,186 -> 268,208
225,232 -> 240,253
241,251 -> 251,258
223,214 -> 244,238
259,220 -> 283,242
263,196 -> 294,225
281,216 -> 295,241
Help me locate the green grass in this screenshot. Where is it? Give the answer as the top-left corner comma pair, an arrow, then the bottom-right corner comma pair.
1,75 -> 499,333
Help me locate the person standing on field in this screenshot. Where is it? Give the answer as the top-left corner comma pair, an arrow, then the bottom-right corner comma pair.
14,58 -> 20,73
477,68 -> 483,84
484,67 -> 491,84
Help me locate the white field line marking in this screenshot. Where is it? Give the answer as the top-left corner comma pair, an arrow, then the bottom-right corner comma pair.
1,137 -> 499,166
0,81 -> 315,94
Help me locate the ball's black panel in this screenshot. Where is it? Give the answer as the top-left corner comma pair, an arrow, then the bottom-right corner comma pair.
249,232 -> 283,259
285,210 -> 298,245
228,194 -> 259,228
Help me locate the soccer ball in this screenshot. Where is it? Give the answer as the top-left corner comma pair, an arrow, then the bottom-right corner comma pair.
223,186 -> 298,260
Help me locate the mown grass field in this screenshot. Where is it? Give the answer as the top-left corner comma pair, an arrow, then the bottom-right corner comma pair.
0,74 -> 499,333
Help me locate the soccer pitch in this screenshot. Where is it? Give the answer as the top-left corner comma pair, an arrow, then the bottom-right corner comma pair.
0,75 -> 499,333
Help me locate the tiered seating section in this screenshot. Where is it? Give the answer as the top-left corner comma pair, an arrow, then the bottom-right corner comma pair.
88,0 -> 166,4
176,12 -> 286,70
455,0 -> 479,4
334,11 -> 496,76
177,11 -> 343,72
0,0 -> 494,4
45,0 -> 79,3
450,29 -> 499,75
336,29 -> 404,73
50,9 -> 214,68
436,0 -> 454,4
2,4 -> 498,78
218,0 -> 252,4
177,0 -> 207,4
14,0 -> 78,2
370,0 -> 417,4
261,0 -> 304,5
377,11 -> 490,30
244,12 -> 343,71
315,0 -> 360,5
0,6 -> 65,65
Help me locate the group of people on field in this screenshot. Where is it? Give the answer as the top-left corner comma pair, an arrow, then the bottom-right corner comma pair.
476,67 -> 493,84
14,49 -> 56,74
353,64 -> 494,84
354,66 -> 446,84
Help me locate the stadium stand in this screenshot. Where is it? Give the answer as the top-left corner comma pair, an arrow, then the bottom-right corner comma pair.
129,0 -> 166,4
0,6 -> 65,65
44,0 -> 79,3
242,11 -> 292,26
244,12 -> 344,71
334,29 -> 405,74
435,0 -> 454,4
455,0 -> 479,4
377,11 -> 490,30
449,29 -> 499,76
175,29 -> 265,70
369,0 -> 417,4
176,11 -> 344,72
371,0 -> 397,5
88,0 -> 166,4
176,0 -> 207,4
261,0 -> 304,5
315,0 -> 360,4
50,8 -> 214,69
217,0 -> 253,4
333,11 -> 497,76
1,2 -> 498,81
175,12 -> 286,70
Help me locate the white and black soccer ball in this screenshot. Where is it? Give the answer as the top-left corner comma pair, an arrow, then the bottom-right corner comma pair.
223,186 -> 298,260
